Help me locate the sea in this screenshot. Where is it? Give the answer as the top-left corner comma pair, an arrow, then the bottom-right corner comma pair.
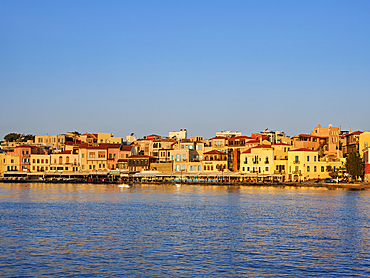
0,182 -> 370,277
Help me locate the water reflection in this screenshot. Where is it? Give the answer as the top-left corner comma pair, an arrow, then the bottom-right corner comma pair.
1,183 -> 370,277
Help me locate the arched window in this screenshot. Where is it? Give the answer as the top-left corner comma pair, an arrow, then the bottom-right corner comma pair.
66,156 -> 70,164
59,156 -> 63,164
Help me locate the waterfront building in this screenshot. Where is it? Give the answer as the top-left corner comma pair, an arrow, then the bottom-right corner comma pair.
50,150 -> 79,173
127,155 -> 157,172
287,148 -> 342,181
358,131 -> 370,158
345,130 -> 363,157
0,153 -> 20,177
107,143 -> 121,170
79,143 -> 109,172
239,145 -> 274,177
363,147 -> 370,181
30,154 -> 50,173
13,145 -> 39,172
202,150 -> 227,172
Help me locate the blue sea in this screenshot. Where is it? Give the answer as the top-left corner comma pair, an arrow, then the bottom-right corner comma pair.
1,183 -> 370,277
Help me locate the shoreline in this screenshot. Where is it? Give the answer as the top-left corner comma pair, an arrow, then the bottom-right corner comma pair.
0,179 -> 369,190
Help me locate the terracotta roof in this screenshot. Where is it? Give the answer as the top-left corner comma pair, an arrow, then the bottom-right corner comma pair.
350,131 -> 363,135
210,136 -> 227,140
273,143 -> 292,146
230,136 -> 252,140
59,150 -> 72,154
204,150 -> 227,155
246,140 -> 260,144
79,143 -> 109,149
14,145 -> 37,149
120,145 -> 133,151
128,155 -> 156,159
108,143 -> 121,148
252,144 -> 273,149
242,149 -> 252,154
117,159 -> 128,162
289,148 -> 317,152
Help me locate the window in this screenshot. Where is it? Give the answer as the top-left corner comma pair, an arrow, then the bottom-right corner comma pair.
89,152 -> 95,158
89,165 -> 92,170
307,156 -> 309,162
295,156 -> 299,163
37,159 -> 40,163
183,154 -> 186,160
46,159 -> 48,163
314,166 -> 317,172
265,167 -> 269,172
314,156 -> 317,162
33,159 -> 36,163
307,166 -> 310,172
82,154 -> 85,158
41,159 -> 44,163
98,151 -> 105,158
321,166 -> 324,172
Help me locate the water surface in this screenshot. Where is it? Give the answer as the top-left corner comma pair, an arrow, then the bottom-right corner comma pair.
1,183 -> 370,277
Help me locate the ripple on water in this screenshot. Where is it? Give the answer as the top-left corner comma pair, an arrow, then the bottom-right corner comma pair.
0,183 -> 370,277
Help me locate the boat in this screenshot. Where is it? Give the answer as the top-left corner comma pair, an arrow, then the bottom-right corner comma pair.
118,183 -> 130,188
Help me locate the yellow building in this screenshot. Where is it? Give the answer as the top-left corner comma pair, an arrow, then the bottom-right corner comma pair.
0,153 -> 21,176
97,133 -> 122,144
50,151 -> 79,173
287,148 -> 342,181
79,143 -> 108,172
30,154 -> 50,173
359,131 -> 370,158
202,150 -> 227,172
239,145 -> 274,178
35,134 -> 67,150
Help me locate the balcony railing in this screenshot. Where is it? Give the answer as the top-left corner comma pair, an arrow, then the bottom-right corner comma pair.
293,161 -> 300,164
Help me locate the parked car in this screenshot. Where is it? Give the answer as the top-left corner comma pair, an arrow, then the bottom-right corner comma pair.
324,178 -> 334,183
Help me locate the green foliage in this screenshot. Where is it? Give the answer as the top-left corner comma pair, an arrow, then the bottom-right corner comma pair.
345,152 -> 364,179
23,134 -> 35,142
4,133 -> 21,142
4,133 -> 35,142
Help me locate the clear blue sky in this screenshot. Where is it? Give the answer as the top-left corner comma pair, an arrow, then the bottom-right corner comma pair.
1,0 -> 369,140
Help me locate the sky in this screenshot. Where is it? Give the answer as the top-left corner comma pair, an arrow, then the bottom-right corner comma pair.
1,0 -> 369,140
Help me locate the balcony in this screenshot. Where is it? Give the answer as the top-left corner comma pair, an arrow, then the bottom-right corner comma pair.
293,161 -> 300,164
274,170 -> 285,174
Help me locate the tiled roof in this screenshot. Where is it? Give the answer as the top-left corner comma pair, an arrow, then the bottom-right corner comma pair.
252,144 -> 273,149
230,136 -> 252,140
108,143 -> 121,148
128,155 -> 156,159
350,131 -> 363,135
242,149 -> 252,154
59,150 -> 72,154
79,143 -> 109,149
14,145 -> 37,149
273,143 -> 292,146
120,145 -> 133,151
210,136 -> 227,140
204,150 -> 227,155
289,148 -> 317,152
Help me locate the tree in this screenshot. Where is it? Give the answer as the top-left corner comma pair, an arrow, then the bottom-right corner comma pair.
4,133 -> 21,142
345,152 -> 364,180
22,134 -> 35,142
